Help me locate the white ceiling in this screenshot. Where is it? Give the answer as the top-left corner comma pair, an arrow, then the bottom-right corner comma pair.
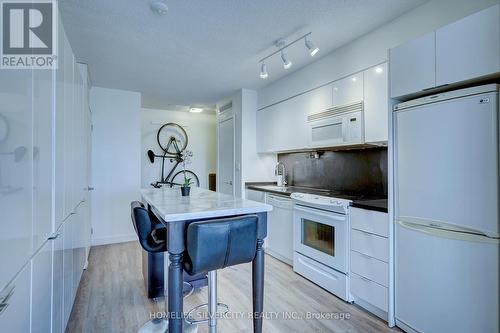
60,0 -> 426,108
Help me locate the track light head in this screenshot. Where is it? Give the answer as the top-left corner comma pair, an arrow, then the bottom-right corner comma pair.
305,37 -> 319,56
281,51 -> 292,69
260,63 -> 268,79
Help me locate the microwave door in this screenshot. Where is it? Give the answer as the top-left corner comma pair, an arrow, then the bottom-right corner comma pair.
309,117 -> 344,147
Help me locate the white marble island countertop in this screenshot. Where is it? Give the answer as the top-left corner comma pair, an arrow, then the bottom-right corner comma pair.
140,187 -> 272,222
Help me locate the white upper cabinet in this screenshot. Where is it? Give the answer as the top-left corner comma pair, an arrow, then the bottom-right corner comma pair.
256,104 -> 277,153
257,92 -> 310,153
305,83 -> 333,113
364,63 -> 388,143
257,67 -> 390,152
390,32 -> 436,98
332,74 -> 364,107
390,5 -> 500,98
436,5 -> 500,86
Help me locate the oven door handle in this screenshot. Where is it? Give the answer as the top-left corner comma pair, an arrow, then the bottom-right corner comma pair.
294,205 -> 346,221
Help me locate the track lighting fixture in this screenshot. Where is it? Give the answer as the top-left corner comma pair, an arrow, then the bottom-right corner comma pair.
258,32 -> 319,79
305,37 -> 319,56
280,51 -> 292,69
260,63 -> 268,79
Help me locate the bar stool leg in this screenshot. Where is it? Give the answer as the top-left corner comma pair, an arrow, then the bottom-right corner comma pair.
208,270 -> 217,333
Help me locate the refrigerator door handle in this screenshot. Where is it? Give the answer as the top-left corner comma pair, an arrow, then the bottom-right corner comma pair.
397,215 -> 499,238
397,220 -> 500,244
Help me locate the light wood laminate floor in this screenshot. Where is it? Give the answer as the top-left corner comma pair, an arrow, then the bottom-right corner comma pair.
66,242 -> 400,333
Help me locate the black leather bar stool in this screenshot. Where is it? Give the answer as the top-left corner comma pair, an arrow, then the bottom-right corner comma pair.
131,201 -> 198,333
183,214 -> 259,333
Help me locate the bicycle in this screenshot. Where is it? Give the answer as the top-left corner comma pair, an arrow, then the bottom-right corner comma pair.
147,123 -> 200,188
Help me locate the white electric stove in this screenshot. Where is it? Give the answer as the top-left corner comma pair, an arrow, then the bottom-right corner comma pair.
291,192 -> 351,301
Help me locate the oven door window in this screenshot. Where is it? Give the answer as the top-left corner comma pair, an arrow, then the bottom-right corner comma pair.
302,219 -> 335,256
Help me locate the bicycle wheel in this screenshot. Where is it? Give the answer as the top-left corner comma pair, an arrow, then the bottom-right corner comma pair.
157,123 -> 188,154
170,170 -> 200,188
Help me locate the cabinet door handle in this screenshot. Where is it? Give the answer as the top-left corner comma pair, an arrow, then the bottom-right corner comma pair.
357,275 -> 373,283
421,84 -> 449,92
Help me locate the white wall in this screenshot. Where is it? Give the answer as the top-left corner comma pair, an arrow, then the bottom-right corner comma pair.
240,89 -> 276,186
90,87 -> 141,245
258,0 -> 499,109
141,108 -> 216,188
217,89 -> 277,198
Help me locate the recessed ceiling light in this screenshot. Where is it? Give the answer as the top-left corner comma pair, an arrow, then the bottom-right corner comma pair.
189,107 -> 203,113
351,77 -> 357,82
375,67 -> 383,73
150,1 -> 168,15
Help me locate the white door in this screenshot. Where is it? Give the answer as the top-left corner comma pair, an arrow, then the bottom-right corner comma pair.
217,117 -> 234,195
390,32 -> 436,98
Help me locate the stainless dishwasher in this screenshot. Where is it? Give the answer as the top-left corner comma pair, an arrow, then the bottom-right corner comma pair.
266,194 -> 294,265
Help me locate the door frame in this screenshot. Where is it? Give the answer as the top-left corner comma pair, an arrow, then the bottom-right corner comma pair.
216,102 -> 235,195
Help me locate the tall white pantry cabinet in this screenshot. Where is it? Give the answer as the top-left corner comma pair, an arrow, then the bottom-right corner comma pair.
0,9 -> 92,333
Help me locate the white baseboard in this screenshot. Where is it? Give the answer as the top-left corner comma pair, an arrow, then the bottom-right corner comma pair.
91,233 -> 136,246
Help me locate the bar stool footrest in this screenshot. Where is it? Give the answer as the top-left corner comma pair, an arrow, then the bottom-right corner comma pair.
185,302 -> 229,325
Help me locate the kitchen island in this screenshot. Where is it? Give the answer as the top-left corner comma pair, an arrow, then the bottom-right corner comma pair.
140,187 -> 272,333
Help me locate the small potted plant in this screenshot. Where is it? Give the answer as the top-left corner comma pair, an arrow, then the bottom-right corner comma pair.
181,175 -> 193,196
180,150 -> 194,196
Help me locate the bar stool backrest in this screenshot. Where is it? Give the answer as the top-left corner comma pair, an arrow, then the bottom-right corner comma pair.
183,215 -> 259,275
131,201 -> 166,253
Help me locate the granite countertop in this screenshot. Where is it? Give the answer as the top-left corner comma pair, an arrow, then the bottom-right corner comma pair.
246,183 -> 387,213
141,187 -> 272,222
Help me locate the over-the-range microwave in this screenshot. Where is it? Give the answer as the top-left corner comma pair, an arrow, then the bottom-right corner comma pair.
307,101 -> 364,147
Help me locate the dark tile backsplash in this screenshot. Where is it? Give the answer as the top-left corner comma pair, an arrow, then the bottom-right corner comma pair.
278,147 -> 388,196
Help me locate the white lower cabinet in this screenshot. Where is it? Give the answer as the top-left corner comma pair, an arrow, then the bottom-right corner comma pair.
351,251 -> 388,287
351,273 -> 388,312
351,229 -> 388,262
350,207 -> 389,319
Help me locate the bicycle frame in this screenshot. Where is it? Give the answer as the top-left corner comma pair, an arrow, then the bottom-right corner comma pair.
160,137 -> 184,184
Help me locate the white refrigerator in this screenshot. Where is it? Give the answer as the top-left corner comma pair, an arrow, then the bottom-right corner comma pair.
394,84 -> 499,333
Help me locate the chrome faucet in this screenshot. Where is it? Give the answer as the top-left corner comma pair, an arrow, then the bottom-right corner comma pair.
275,162 -> 287,187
